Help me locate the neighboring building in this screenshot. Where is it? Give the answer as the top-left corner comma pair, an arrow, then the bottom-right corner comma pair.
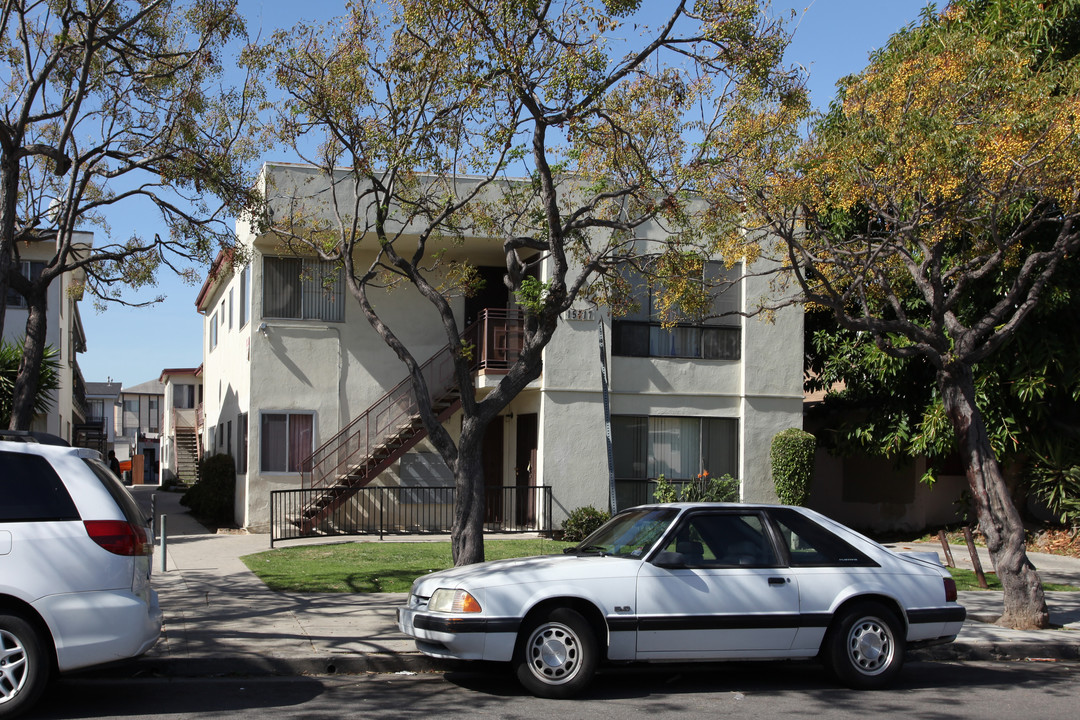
77,380 -> 122,454
116,379 -> 165,484
196,162 -> 804,532
2,233 -> 90,441
159,367 -> 203,485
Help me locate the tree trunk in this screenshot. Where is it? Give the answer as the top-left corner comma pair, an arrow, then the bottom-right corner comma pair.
9,291 -> 48,431
939,363 -> 1049,629
451,417 -> 487,565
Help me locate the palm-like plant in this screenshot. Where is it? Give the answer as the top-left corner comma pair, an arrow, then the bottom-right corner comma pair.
0,339 -> 60,427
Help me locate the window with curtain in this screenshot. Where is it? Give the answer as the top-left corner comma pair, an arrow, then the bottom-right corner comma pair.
613,415 -> 738,481
260,412 -> 314,472
612,260 -> 741,360
263,256 -> 344,322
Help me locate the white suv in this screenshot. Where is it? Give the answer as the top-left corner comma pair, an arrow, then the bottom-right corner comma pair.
0,435 -> 161,718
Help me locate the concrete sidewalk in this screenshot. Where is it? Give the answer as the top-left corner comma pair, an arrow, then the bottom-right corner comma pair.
122,486 -> 1080,678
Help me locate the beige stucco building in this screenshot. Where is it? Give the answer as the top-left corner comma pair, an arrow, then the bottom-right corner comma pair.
3,233 -> 90,442
196,163 -> 804,532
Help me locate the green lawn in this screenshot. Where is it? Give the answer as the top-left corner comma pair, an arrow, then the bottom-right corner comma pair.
241,539 -> 1080,594
241,538 -> 574,593
946,567 -> 1079,592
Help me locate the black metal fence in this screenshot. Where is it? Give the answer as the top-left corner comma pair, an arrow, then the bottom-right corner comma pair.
270,485 -> 553,547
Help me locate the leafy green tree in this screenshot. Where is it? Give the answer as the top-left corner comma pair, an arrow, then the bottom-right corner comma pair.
758,0 -> 1080,628
255,0 -> 803,565
805,256 -> 1080,506
1,0 -> 263,430
0,339 -> 59,427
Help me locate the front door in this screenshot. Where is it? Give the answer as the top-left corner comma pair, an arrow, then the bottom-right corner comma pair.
482,420 -> 504,525
514,414 -> 538,528
635,510 -> 800,658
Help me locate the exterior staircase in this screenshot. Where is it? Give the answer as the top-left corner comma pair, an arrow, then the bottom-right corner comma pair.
296,309 -> 524,533
175,428 -> 201,484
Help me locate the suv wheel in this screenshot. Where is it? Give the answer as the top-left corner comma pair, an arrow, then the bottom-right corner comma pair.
0,613 -> 50,719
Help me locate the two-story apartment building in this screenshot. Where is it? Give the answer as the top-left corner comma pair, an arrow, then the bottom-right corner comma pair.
115,379 -> 164,484
196,162 -> 804,532
3,233 -> 90,441
159,367 -> 203,485
78,380 -> 121,453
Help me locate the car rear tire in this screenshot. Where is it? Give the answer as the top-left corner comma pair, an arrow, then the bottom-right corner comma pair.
513,607 -> 598,699
824,601 -> 905,689
0,613 -> 50,719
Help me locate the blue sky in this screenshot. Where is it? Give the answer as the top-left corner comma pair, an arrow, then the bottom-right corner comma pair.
76,0 -> 933,387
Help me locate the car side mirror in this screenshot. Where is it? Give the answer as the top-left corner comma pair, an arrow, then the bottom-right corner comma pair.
652,551 -> 688,569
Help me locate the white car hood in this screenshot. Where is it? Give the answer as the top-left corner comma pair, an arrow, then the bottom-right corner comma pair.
410,553 -> 637,595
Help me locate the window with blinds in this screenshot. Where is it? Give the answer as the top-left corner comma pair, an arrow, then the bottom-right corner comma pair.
263,257 -> 345,322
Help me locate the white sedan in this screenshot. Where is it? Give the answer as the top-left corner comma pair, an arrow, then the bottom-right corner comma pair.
398,503 -> 965,698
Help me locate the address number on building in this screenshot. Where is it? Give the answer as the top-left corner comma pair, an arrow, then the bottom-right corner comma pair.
564,308 -> 595,321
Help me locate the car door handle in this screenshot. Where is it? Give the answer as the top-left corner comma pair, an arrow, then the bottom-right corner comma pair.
768,577 -> 788,585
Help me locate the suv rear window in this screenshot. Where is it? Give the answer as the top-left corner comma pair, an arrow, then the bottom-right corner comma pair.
83,458 -> 149,527
0,450 -> 80,522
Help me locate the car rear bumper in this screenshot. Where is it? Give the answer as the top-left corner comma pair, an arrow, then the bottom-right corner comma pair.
35,587 -> 162,672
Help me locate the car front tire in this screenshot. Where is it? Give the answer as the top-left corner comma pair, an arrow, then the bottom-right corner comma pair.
513,607 -> 598,699
0,613 -> 50,719
824,601 -> 905,689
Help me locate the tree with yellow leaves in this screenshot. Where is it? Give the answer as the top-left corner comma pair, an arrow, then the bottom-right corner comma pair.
758,0 -> 1080,629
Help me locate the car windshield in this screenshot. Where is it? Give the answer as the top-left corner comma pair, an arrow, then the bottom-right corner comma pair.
569,507 -> 679,558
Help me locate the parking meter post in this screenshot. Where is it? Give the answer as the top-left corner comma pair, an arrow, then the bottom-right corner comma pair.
160,514 -> 168,573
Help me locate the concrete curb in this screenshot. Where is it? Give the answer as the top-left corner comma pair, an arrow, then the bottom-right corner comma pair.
76,636 -> 1080,681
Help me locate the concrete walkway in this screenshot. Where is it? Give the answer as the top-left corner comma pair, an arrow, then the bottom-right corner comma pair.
121,486 -> 1080,678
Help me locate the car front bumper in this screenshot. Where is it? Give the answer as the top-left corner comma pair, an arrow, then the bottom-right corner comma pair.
397,605 -> 519,662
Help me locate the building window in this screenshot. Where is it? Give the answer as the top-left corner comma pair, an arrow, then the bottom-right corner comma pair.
612,260 -> 741,360
209,313 -> 218,350
263,257 -> 345,322
173,384 -> 196,409
237,413 -> 248,474
228,289 -> 234,330
5,261 -> 46,308
612,415 -> 739,510
239,265 -> 249,328
148,397 -> 159,432
260,412 -> 314,472
122,398 -> 139,436
226,420 -> 232,458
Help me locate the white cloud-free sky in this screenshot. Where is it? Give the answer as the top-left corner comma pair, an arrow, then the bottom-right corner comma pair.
75,0 -> 934,387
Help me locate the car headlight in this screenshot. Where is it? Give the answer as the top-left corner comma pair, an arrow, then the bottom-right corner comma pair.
428,588 -> 482,613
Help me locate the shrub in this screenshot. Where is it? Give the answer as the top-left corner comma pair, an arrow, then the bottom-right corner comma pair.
654,471 -> 740,503
652,474 -> 678,503
770,428 -> 816,506
682,471 -> 740,503
180,453 -> 236,525
562,505 -> 610,542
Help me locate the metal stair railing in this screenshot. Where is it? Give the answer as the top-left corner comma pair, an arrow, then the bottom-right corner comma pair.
302,309 -> 525,492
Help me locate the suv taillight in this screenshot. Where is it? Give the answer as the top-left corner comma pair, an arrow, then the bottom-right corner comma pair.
84,520 -> 152,556
944,577 -> 958,603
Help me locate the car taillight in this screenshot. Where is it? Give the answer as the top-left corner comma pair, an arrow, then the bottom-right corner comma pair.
944,577 -> 958,603
84,520 -> 152,556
